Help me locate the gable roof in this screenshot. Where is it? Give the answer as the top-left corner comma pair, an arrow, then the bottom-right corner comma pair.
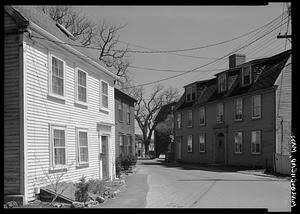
6,5 -> 118,79
176,49 -> 291,110
114,88 -> 137,104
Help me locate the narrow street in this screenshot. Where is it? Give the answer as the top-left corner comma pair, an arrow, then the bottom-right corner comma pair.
103,158 -> 291,211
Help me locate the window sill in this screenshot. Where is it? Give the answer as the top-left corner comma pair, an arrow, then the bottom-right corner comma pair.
199,151 -> 206,153
234,152 -> 243,155
234,118 -> 243,122
251,152 -> 261,155
187,126 -> 193,128
48,168 -> 68,174
74,101 -> 88,109
251,116 -> 261,120
47,93 -> 66,102
99,108 -> 109,114
199,123 -> 206,127
76,163 -> 89,169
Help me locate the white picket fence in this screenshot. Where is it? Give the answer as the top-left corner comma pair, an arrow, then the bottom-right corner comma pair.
274,153 -> 291,175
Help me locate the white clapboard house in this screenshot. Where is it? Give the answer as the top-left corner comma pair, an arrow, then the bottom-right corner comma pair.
4,5 -> 119,204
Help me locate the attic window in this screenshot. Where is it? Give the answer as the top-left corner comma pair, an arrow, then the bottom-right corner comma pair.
218,73 -> 226,93
242,65 -> 252,86
186,86 -> 196,102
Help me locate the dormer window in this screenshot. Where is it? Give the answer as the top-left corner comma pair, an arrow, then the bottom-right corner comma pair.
186,86 -> 196,102
218,73 -> 226,93
242,65 -> 252,86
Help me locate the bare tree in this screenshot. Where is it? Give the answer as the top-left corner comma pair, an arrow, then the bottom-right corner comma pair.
130,85 -> 179,156
36,6 -> 131,81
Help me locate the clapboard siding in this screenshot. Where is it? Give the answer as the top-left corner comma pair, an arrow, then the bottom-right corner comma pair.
4,13 -> 21,195
275,57 -> 291,156
24,38 -> 116,202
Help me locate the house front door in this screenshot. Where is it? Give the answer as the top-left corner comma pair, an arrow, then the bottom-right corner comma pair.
101,135 -> 109,180
215,133 -> 225,163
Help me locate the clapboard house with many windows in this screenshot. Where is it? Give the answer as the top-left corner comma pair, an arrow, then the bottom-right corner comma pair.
4,6 -> 119,204
174,50 -> 291,172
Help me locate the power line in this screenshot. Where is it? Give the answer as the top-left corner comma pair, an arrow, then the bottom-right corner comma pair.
128,65 -> 227,73
123,18 -> 289,89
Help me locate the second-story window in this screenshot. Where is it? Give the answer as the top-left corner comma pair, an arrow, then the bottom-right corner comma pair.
101,81 -> 108,109
199,106 -> 205,125
252,94 -> 261,119
118,101 -> 123,122
242,65 -> 252,86
126,105 -> 130,124
177,113 -> 182,128
50,55 -> 65,97
217,103 -> 224,123
187,110 -> 193,127
218,73 -> 226,92
76,69 -> 87,103
234,98 -> 243,121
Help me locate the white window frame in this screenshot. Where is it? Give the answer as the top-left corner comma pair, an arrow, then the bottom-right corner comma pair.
217,103 -> 224,123
177,113 -> 182,128
234,131 -> 243,154
118,101 -> 123,122
49,124 -> 67,170
75,67 -> 88,105
187,135 -> 193,153
187,109 -> 193,127
234,98 -> 243,121
218,73 -> 227,92
251,130 -> 261,154
199,133 -> 206,152
119,133 -> 124,154
242,65 -> 252,86
48,54 -> 66,100
76,128 -> 89,166
252,94 -> 261,119
199,106 -> 205,126
126,104 -> 131,124
100,80 -> 109,110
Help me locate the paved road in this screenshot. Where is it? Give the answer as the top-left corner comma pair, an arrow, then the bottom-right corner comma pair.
104,158 -> 291,211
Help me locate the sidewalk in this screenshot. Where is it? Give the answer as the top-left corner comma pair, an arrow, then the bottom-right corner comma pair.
100,171 -> 149,208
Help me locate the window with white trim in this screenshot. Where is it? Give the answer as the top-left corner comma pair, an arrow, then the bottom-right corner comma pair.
186,86 -> 196,101
187,135 -> 193,153
251,130 -> 261,154
50,125 -> 67,169
199,106 -> 205,125
234,132 -> 243,154
252,94 -> 261,119
242,65 -> 252,86
118,101 -> 123,122
199,133 -> 205,152
234,98 -> 243,121
119,133 -> 125,155
177,113 -> 182,128
217,103 -> 224,123
187,110 -> 193,127
128,135 -> 133,154
218,73 -> 226,92
76,129 -> 89,165
76,68 -> 87,103
50,55 -> 65,97
101,81 -> 109,109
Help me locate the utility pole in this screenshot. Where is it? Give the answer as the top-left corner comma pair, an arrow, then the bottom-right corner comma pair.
277,4 -> 291,40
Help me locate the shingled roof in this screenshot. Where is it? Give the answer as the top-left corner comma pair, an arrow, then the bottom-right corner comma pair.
176,49 -> 291,110
7,5 -> 116,77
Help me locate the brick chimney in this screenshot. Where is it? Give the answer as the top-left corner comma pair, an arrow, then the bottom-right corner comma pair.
229,54 -> 246,69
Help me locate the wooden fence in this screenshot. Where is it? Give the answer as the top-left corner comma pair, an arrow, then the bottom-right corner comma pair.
274,153 -> 291,175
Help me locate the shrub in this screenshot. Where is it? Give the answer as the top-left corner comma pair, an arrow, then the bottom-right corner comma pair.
118,153 -> 137,170
127,154 -> 137,166
115,157 -> 122,178
75,176 -> 89,202
87,179 -> 106,195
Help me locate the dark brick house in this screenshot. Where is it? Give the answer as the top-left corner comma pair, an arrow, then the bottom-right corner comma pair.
115,88 -> 137,158
174,50 -> 291,170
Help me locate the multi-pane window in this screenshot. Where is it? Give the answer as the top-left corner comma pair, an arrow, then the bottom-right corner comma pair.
119,134 -> 124,154
77,130 -> 88,164
199,107 -> 205,125
187,135 -> 193,153
101,81 -> 108,109
77,69 -> 87,103
50,56 -> 64,97
118,101 -> 123,121
187,110 -> 193,127
218,73 -> 226,92
128,135 -> 133,154
50,125 -> 66,168
251,130 -> 261,154
191,86 -> 196,100
217,103 -> 224,123
252,94 -> 261,119
127,105 -> 131,124
242,65 -> 252,86
177,113 -> 182,128
199,133 -> 205,152
234,132 -> 243,154
234,98 -> 243,121
186,87 -> 192,101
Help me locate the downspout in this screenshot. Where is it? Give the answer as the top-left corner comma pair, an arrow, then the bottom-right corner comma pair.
28,22 -> 120,81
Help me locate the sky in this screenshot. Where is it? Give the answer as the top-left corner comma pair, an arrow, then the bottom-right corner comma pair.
73,4 -> 291,135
